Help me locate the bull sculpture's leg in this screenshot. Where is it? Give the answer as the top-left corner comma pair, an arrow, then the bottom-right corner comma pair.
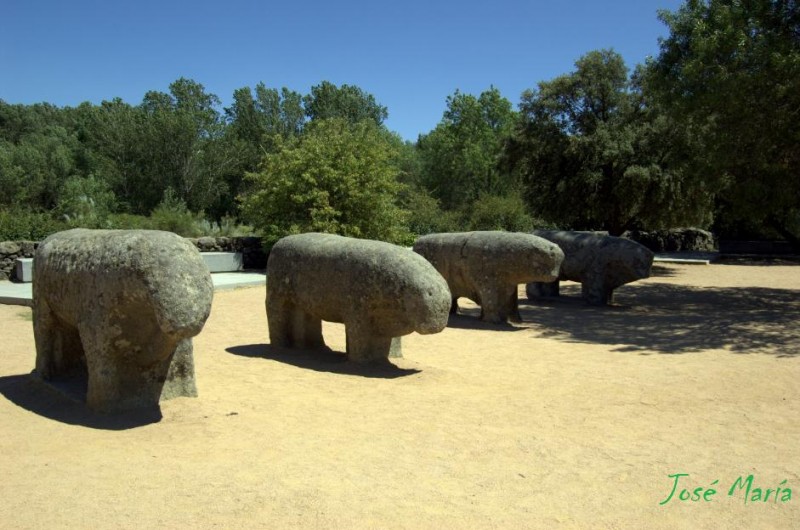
80,318 -> 188,412
345,322 -> 400,362
268,292 -> 325,349
33,301 -> 85,380
289,306 -> 324,349
79,323 -> 122,412
505,287 -> 522,323
450,298 -> 459,315
581,270 -> 613,306
160,338 -> 198,400
526,280 -> 560,300
477,287 -> 511,324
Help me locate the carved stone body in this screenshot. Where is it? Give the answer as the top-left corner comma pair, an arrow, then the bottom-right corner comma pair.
33,229 -> 214,412
267,233 -> 451,362
526,230 -> 654,305
413,231 -> 564,324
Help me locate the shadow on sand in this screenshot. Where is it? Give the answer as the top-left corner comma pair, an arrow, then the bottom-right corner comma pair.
226,343 -> 421,378
0,373 -> 162,430
445,310 -> 527,332
521,282 -> 800,357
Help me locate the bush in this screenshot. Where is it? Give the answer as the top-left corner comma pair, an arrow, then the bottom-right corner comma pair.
55,175 -> 117,227
194,215 -> 254,237
466,191 -> 535,232
148,189 -> 204,237
240,119 -> 412,247
0,208 -> 69,241
401,187 -> 461,236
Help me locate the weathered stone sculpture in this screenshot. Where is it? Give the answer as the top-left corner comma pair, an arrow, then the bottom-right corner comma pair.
413,231 -> 564,324
526,230 -> 654,306
33,229 -> 214,412
267,233 -> 451,362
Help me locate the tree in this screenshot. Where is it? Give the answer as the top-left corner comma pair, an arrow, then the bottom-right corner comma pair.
509,49 -> 715,235
303,81 -> 388,126
136,79 -> 240,215
240,118 -> 410,246
646,0 -> 800,246
417,87 -> 519,212
226,83 -> 305,145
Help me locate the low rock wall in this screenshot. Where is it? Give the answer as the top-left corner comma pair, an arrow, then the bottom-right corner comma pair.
0,235 -> 267,281
623,228 -> 716,253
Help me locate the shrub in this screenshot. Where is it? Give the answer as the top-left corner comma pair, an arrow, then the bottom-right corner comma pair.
240,119 -> 412,248
466,191 -> 534,232
401,187 -> 461,236
0,209 -> 68,241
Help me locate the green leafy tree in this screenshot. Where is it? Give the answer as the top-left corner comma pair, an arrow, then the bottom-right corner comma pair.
55,175 -> 117,224
226,83 -> 305,145
467,191 -> 535,232
417,87 -> 519,212
646,0 -> 800,246
240,118 -> 410,246
510,49 -> 714,235
303,81 -> 388,126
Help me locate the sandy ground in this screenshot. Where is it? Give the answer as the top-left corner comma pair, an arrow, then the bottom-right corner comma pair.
0,260 -> 798,529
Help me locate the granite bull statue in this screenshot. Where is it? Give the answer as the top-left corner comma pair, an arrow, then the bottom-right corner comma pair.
525,230 -> 654,306
33,229 -> 214,412
412,231 -> 564,324
267,233 -> 451,362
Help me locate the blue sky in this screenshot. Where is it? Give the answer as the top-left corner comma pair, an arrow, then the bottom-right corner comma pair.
1,0 -> 684,141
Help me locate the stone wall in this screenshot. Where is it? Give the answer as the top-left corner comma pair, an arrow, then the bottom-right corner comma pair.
623,228 -> 716,253
184,236 -> 268,270
0,241 -> 38,281
0,236 -> 267,281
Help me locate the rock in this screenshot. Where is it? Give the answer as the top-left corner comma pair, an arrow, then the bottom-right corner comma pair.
527,230 -> 654,306
413,231 -> 564,324
18,240 -> 37,256
32,229 -> 214,413
0,241 -> 21,255
196,236 -> 218,252
267,233 -> 451,362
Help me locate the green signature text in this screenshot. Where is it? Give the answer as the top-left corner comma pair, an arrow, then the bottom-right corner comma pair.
659,473 -> 792,505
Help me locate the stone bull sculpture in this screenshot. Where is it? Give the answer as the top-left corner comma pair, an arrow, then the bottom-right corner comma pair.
413,231 -> 564,324
525,230 -> 654,306
267,233 -> 451,362
33,229 -> 214,412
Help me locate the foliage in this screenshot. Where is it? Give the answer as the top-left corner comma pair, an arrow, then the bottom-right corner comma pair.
466,190 -> 535,232
400,187 -> 461,236
645,0 -> 800,246
0,208 -> 69,241
303,81 -> 388,126
509,49 -> 715,235
55,175 -> 117,224
193,216 -> 255,237
240,118 -> 411,247
148,189 -> 204,237
417,87 -> 518,211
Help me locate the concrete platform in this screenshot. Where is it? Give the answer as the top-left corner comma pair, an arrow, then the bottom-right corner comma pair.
0,271 -> 266,307
202,252 -> 243,273
653,251 -> 720,265
15,258 -> 33,282
12,253 -> 245,283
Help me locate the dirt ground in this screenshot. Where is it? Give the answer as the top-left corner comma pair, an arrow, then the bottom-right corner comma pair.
0,260 -> 798,529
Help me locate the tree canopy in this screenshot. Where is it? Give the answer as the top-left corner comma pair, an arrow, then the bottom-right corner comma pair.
417,87 -> 519,211
509,49 -> 715,235
239,118 -> 410,247
645,0 -> 800,245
